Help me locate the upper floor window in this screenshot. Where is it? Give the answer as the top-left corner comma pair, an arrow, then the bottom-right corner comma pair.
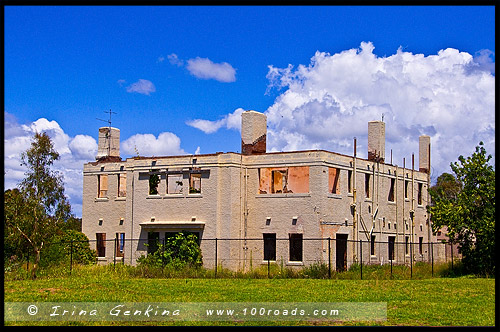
258,166 -> 309,194
388,178 -> 395,202
167,173 -> 183,194
418,183 -> 423,205
347,170 -> 353,193
329,167 -> 340,194
404,180 -> 410,199
98,174 -> 108,198
149,173 -> 160,195
189,173 -> 201,194
365,173 -> 371,198
118,173 -> 126,197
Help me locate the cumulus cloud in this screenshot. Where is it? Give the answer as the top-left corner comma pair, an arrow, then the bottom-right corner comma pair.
263,42 -> 495,180
4,113 -> 98,217
167,53 -> 184,67
121,132 -> 186,157
186,57 -> 237,82
186,108 -> 245,134
190,42 -> 494,181
125,79 -> 156,95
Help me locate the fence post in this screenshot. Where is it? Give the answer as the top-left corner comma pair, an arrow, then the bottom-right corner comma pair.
410,240 -> 413,279
27,248 -> 30,272
431,242 -> 434,277
113,237 -> 117,269
268,259 -> 270,279
328,237 -> 331,279
450,242 -> 454,272
359,239 -> 363,280
214,238 -> 218,278
70,239 -> 73,275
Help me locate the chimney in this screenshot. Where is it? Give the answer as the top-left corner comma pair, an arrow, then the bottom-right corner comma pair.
419,135 -> 431,173
241,110 -> 267,155
367,121 -> 385,163
96,127 -> 121,161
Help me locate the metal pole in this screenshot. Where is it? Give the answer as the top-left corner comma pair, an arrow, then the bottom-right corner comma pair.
450,242 -> 454,272
360,239 -> 363,280
114,237 -> 117,269
431,242 -> 434,277
328,237 -> 331,278
410,239 -> 413,279
268,259 -> 270,279
215,238 -> 218,278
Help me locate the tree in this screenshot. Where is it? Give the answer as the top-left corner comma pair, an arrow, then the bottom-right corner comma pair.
428,142 -> 495,276
4,132 -> 73,279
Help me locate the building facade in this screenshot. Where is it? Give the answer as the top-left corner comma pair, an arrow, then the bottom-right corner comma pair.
82,110 -> 444,271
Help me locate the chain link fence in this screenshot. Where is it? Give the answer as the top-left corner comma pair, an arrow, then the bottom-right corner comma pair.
8,236 -> 462,279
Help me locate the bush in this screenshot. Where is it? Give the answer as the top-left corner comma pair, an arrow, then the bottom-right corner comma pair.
39,229 -> 95,267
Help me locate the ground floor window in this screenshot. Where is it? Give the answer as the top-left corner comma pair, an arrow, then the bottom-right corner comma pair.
263,233 -> 276,261
147,231 -> 160,254
96,233 -> 106,257
289,233 -> 303,262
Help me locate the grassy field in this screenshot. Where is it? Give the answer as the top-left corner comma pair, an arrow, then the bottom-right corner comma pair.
4,265 -> 495,326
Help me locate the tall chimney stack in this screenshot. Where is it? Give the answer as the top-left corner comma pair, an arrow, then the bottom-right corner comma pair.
367,120 -> 385,163
96,127 -> 120,161
241,110 -> 267,155
419,135 -> 431,173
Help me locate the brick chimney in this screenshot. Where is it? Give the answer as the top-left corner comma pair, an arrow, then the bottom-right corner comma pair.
419,135 -> 431,173
96,127 -> 121,161
367,120 -> 385,163
241,110 -> 267,155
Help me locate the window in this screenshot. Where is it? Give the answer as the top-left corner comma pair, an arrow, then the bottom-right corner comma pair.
289,233 -> 303,262
147,232 -> 160,254
189,173 -> 201,193
329,167 -> 340,194
149,174 -> 160,195
98,174 -> 108,198
167,174 -> 183,194
419,237 -> 424,255
388,236 -> 395,260
404,180 -> 409,199
116,233 -> 125,257
370,235 -> 376,256
388,178 -> 395,202
348,170 -> 353,193
118,173 -> 126,197
418,183 -> 423,205
405,236 -> 410,255
365,173 -> 371,198
263,233 -> 276,261
96,233 -> 106,257
271,170 -> 288,193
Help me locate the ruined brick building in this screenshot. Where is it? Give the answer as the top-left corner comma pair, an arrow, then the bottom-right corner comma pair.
82,110 -> 444,271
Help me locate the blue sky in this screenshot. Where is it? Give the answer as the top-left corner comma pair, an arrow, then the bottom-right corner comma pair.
4,6 -> 495,217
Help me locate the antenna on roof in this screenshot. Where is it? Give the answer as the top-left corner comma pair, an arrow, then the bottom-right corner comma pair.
381,113 -> 385,122
97,109 -> 117,128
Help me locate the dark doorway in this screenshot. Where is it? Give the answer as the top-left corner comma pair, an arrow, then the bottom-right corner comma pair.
336,234 -> 348,272
147,231 -> 160,254
388,236 -> 395,261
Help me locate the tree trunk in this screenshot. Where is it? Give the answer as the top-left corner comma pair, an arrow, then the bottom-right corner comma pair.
31,247 -> 41,280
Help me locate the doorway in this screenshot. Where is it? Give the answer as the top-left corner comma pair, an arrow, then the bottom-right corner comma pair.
336,234 -> 348,272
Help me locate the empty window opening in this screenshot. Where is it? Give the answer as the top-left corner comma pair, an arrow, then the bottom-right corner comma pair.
388,178 -> 395,202
271,170 -> 288,193
329,167 -> 341,194
259,167 -> 309,194
116,232 -> 125,257
388,236 -> 395,260
118,173 -> 126,197
370,235 -> 376,256
167,174 -> 183,194
263,233 -> 276,261
98,174 -> 108,198
418,183 -> 423,205
147,231 -> 160,254
419,237 -> 424,255
189,173 -> 201,193
149,174 -> 160,195
348,170 -> 353,193
289,233 -> 303,262
365,173 -> 371,198
404,180 -> 409,199
96,233 -> 106,257
405,236 -> 410,255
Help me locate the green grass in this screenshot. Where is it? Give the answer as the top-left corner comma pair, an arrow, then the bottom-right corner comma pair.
4,264 -> 495,326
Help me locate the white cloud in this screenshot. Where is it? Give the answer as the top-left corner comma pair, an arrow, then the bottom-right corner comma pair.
4,113 -> 98,217
186,108 -> 245,134
186,57 -> 236,82
121,132 -> 186,157
167,53 -> 184,67
263,42 -> 495,180
125,79 -> 156,95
